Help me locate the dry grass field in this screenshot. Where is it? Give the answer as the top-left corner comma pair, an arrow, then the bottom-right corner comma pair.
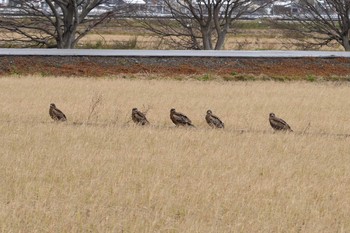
2,28 -> 343,51
79,33 -> 343,51
0,76 -> 350,232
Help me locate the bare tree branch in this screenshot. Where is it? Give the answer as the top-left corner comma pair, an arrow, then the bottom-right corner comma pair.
0,0 -> 130,48
138,0 -> 274,50
274,0 -> 350,51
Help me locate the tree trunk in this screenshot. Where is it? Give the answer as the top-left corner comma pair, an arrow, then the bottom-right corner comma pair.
215,31 -> 227,50
342,36 -> 350,51
201,27 -> 213,50
60,27 -> 77,49
59,2 -> 77,48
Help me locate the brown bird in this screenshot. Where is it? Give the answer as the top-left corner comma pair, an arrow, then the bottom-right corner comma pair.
170,108 -> 195,127
49,103 -> 67,122
206,110 -> 224,128
131,108 -> 150,125
269,113 -> 293,132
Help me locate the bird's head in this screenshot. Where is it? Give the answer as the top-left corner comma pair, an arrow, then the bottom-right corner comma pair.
170,108 -> 175,114
50,103 -> 56,108
132,108 -> 138,112
207,110 -> 212,115
269,113 -> 275,118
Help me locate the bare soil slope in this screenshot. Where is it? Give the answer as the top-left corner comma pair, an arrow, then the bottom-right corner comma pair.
1,55 -> 349,78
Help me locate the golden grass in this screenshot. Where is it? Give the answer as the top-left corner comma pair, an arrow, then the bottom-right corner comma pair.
1,76 -> 350,232
1,29 -> 343,50
79,33 -> 344,50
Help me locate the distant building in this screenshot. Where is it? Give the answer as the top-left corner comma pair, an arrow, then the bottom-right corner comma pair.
110,0 -> 146,5
272,0 -> 299,15
0,0 -> 9,7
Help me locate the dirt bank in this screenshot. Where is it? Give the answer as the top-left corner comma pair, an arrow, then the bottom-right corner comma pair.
0,55 -> 349,79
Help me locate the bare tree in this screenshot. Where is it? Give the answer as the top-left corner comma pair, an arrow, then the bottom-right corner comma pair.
139,0 -> 273,50
0,0 -> 127,48
279,0 -> 350,51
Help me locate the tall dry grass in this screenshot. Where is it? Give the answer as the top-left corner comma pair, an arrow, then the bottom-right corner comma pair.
0,76 -> 350,232
78,33 -> 344,50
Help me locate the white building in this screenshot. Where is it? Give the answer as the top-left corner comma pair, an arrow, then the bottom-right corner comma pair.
0,0 -> 9,6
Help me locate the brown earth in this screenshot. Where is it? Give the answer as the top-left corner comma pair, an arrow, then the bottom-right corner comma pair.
0,55 -> 349,79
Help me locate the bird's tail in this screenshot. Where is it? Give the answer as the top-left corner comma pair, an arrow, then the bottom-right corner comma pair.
188,123 -> 196,128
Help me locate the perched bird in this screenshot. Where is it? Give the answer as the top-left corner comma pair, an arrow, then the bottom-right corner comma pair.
170,108 -> 195,127
269,113 -> 293,132
49,103 -> 67,122
131,108 -> 150,125
205,110 -> 224,128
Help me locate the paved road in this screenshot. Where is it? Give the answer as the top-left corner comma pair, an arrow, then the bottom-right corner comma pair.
0,48 -> 349,58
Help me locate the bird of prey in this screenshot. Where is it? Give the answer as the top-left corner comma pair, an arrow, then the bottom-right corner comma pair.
206,110 -> 224,128
170,108 -> 195,127
269,113 -> 293,132
49,103 -> 67,122
131,108 -> 150,125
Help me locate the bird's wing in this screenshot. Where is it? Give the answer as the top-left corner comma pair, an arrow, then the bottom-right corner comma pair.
276,117 -> 288,125
270,117 -> 289,130
176,113 -> 192,124
136,111 -> 147,120
211,115 -> 223,125
55,109 -> 66,120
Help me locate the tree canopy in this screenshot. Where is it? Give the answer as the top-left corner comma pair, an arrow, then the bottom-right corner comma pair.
283,0 -> 350,51
0,0 -> 122,48
140,0 -> 273,50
